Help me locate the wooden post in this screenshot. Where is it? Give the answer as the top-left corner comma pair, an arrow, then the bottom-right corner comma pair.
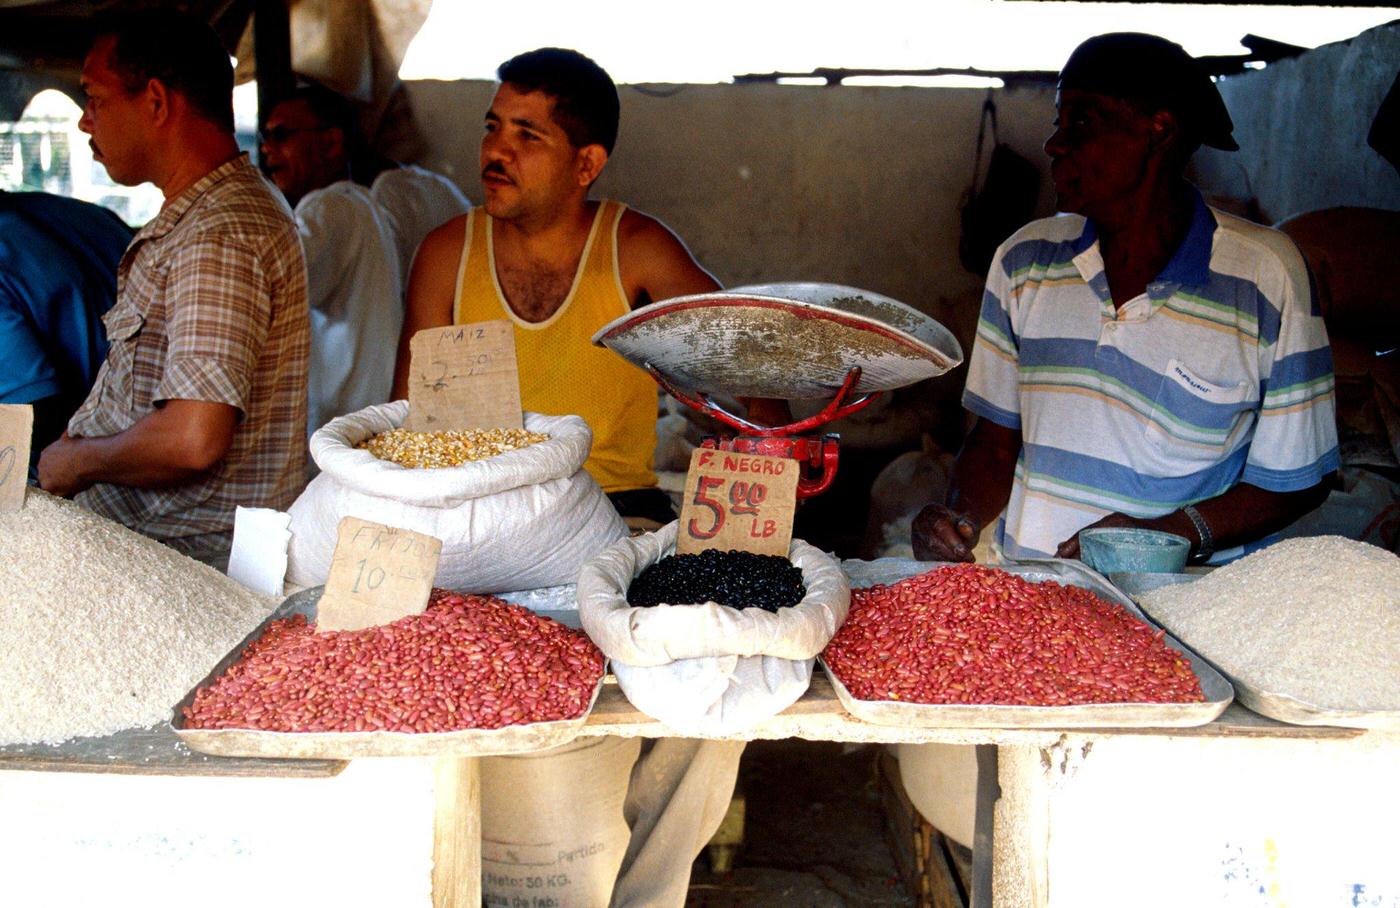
252,0 -> 293,164
989,744 -> 1053,908
971,744 -> 1001,908
432,756 -> 481,908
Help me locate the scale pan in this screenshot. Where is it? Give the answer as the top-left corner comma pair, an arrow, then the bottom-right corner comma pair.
592,282 -> 964,400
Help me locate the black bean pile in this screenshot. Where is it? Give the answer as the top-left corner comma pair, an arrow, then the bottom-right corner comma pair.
626,550 -> 807,612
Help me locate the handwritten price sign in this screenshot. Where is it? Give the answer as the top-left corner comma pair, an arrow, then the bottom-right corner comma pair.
676,448 -> 798,556
0,404 -> 34,513
406,320 -> 523,432
317,517 -> 443,632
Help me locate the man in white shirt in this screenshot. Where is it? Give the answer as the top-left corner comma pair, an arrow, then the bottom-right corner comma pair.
260,84 -> 469,434
370,164 -> 472,287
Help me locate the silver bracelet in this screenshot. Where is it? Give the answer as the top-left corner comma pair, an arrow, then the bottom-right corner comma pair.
1181,504 -> 1214,561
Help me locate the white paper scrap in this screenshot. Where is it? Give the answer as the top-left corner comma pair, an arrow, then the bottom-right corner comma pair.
227,506 -> 293,596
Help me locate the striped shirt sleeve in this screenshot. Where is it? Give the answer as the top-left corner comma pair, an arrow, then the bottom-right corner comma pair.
1240,234 -> 1339,490
962,244 -> 1023,429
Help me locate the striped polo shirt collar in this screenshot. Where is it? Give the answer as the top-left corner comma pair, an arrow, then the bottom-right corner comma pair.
1154,188 -> 1216,289
1069,221 -> 1114,311
1068,185 -> 1217,315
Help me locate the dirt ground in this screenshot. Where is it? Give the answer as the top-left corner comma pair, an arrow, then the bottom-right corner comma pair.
685,740 -> 916,908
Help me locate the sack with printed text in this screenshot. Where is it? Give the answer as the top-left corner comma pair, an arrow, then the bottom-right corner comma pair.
287,400 -> 627,592
577,522 -> 850,735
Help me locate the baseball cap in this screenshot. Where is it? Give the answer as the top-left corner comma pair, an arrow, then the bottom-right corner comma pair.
1059,32 -> 1239,152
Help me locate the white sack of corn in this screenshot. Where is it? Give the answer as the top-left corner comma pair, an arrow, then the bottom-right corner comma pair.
287,401 -> 627,592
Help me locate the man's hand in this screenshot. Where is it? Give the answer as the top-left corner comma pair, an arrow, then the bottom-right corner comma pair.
909,419 -> 1020,563
912,504 -> 979,562
37,432 -> 94,498
1054,512 -> 1145,560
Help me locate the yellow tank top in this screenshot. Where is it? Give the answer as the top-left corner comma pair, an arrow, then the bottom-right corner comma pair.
452,200 -> 657,493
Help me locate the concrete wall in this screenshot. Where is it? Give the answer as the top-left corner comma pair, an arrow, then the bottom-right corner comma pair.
396,78 -> 1060,356
395,21 -> 1399,338
1193,20 -> 1400,224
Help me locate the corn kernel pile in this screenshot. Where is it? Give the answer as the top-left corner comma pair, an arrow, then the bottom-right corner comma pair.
358,427 -> 549,468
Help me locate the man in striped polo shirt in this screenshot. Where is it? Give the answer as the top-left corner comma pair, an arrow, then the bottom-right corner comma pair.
913,32 -> 1338,565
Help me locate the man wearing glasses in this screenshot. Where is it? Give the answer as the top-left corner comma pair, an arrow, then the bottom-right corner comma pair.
259,84 -> 467,436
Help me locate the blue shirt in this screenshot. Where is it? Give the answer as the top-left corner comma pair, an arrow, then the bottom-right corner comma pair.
964,189 -> 1339,560
0,192 -> 132,449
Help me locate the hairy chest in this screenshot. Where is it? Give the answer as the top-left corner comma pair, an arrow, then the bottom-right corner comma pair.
496,258 -> 579,322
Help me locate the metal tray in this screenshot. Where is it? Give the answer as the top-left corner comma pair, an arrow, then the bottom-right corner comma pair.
171,587 -> 603,759
591,283 -> 963,399
1117,573 -> 1400,731
823,558 -> 1233,729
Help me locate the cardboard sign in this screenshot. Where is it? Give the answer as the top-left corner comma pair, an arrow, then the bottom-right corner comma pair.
406,321 -> 523,432
0,404 -> 34,513
317,517 -> 443,632
675,448 -> 799,557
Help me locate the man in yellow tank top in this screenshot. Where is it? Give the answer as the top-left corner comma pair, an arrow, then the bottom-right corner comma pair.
390,48 -> 742,908
391,47 -> 719,532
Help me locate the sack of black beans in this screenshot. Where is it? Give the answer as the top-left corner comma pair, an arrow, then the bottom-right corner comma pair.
577,521 -> 850,735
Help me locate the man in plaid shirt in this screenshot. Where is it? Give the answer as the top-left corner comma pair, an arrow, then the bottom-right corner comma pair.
38,11 -> 309,569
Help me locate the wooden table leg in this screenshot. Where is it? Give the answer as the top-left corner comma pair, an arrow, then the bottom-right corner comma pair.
989,743 -> 1058,908
433,755 -> 481,907
971,744 -> 999,908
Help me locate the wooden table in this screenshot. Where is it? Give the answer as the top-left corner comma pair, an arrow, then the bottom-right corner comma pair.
584,677 -> 1390,908
2,676 -> 1392,908
580,673 -> 1365,745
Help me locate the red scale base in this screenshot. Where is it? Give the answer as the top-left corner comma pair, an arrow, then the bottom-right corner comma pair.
648,364 -> 876,500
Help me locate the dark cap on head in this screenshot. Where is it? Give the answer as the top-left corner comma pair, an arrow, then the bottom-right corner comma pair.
1059,32 -> 1238,152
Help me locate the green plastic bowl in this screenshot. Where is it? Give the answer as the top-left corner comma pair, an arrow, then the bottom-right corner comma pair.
1078,528 -> 1191,574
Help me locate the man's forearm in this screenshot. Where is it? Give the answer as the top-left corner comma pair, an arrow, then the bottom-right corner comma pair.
1146,480 -> 1332,556
946,421 -> 1021,532
42,400 -> 238,494
390,331 -> 415,401
63,425 -> 211,488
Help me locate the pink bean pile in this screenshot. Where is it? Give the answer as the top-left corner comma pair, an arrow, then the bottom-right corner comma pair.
824,565 -> 1203,706
182,590 -> 605,733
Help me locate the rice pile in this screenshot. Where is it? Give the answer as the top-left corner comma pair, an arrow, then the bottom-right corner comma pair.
1139,536 -> 1400,712
0,489 -> 278,745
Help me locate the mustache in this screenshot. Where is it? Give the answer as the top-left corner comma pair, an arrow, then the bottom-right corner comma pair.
481,163 -> 510,181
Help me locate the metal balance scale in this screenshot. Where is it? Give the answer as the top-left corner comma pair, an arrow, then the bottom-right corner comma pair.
592,282 -> 965,498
